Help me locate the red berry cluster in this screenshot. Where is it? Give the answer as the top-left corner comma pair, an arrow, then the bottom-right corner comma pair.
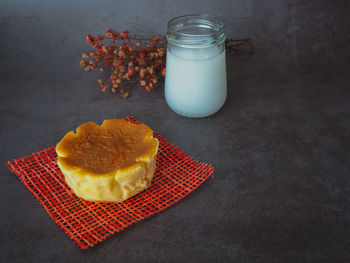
80,29 -> 166,97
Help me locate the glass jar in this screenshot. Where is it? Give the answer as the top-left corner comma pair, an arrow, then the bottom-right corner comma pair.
165,14 -> 227,118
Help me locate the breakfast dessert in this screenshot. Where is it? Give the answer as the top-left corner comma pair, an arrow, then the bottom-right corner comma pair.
56,119 -> 159,202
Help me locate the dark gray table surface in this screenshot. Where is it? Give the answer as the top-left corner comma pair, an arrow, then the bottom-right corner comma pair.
1,1 -> 349,262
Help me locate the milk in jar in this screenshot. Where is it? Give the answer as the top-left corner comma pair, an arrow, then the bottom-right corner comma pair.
165,14 -> 227,118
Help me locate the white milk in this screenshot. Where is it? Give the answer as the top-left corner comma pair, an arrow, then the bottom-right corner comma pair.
164,46 -> 227,118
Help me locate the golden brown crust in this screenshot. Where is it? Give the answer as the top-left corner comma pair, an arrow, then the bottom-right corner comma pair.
56,119 -> 158,175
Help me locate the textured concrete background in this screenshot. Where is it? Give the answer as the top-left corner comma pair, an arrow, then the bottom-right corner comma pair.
1,0 -> 350,262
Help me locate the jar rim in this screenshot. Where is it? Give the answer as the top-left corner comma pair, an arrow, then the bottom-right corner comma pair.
167,14 -> 226,48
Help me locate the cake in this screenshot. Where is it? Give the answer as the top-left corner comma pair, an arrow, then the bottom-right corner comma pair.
56,119 -> 159,202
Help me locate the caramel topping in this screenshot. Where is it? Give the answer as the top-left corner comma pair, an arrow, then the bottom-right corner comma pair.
56,119 -> 158,174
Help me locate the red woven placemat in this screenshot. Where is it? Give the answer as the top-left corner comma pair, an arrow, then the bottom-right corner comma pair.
5,116 -> 214,249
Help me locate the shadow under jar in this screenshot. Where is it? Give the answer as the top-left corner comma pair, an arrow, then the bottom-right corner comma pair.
165,14 -> 227,118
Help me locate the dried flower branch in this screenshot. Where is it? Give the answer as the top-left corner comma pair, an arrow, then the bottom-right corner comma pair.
80,29 -> 254,97
225,38 -> 255,55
